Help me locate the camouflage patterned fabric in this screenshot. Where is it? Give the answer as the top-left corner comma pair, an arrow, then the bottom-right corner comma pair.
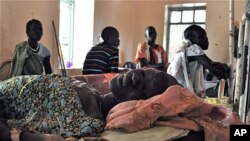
0,74 -> 105,138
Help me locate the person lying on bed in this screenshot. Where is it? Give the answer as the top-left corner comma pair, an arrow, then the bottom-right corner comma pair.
0,68 -> 179,141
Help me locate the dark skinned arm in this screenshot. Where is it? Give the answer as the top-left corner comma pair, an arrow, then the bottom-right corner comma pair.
100,93 -> 118,119
189,55 -> 229,79
43,56 -> 52,74
138,58 -> 148,68
138,58 -> 165,71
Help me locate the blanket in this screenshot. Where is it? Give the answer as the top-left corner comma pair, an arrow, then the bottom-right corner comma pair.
105,85 -> 242,141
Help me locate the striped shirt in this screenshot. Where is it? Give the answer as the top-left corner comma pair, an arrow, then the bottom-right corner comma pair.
82,44 -> 119,74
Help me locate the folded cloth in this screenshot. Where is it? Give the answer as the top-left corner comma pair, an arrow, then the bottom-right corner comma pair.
105,85 -> 242,141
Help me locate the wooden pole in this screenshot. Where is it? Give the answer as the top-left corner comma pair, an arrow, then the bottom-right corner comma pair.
52,20 -> 67,76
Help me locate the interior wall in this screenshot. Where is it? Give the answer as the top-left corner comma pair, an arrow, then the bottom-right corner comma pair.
0,0 -> 60,74
0,0 -> 246,76
94,1 -> 137,65
94,0 -> 245,65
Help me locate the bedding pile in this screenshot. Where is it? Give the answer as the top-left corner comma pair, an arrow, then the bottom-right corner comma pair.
105,85 -> 242,141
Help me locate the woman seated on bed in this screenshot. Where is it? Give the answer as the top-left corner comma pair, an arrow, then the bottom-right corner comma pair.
167,24 -> 230,98
0,68 -> 179,141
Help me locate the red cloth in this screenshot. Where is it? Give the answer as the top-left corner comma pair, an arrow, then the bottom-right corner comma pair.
106,85 -> 242,141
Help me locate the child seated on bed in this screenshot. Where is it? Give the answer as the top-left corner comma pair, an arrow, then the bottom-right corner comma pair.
0,69 -> 179,141
167,24 -> 229,98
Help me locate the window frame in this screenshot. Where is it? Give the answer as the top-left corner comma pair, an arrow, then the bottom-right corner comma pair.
166,5 -> 206,54
59,0 -> 74,66
59,0 -> 95,69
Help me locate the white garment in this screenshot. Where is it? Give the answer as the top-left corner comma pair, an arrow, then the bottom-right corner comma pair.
145,45 -> 163,64
154,49 -> 162,63
36,43 -> 51,58
167,44 -> 205,96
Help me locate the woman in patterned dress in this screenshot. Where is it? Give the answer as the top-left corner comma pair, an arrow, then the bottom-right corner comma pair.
0,69 -> 179,141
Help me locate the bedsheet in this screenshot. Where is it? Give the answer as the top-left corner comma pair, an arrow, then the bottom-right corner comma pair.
101,126 -> 189,141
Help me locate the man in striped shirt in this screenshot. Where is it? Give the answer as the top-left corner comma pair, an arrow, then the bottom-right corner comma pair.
82,26 -> 120,74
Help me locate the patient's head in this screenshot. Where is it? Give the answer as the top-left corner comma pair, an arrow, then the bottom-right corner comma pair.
184,24 -> 209,50
110,68 -> 179,102
101,26 -> 120,47
26,19 -> 43,42
145,26 -> 157,47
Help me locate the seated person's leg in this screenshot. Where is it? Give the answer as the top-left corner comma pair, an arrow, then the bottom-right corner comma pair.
0,119 -> 11,141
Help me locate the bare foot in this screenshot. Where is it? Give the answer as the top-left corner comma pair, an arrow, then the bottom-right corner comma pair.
11,128 -> 20,141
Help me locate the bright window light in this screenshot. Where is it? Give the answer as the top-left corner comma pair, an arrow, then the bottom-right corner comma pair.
59,0 -> 94,69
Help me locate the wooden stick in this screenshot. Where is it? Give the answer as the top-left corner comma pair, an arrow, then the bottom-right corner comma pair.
52,20 -> 67,76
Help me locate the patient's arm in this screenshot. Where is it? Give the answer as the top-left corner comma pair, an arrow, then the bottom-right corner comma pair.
100,94 -> 118,119
74,81 -> 104,120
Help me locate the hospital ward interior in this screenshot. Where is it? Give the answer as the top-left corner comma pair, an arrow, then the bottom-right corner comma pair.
1,0 -> 250,141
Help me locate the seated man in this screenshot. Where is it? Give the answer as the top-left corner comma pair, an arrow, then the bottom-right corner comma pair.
167,24 -> 229,98
134,26 -> 168,71
0,69 -> 179,141
82,26 -> 120,75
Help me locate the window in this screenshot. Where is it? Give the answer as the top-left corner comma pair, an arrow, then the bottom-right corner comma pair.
59,0 -> 94,69
165,3 -> 206,61
60,0 -> 73,68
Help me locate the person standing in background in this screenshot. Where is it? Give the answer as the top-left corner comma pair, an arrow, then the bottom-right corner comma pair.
10,19 -> 52,77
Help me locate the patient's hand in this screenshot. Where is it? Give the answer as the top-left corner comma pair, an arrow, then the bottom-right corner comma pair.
11,128 -> 20,141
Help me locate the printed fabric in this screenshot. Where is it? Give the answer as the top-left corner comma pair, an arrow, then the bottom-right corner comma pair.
0,74 -> 105,138
10,41 -> 51,77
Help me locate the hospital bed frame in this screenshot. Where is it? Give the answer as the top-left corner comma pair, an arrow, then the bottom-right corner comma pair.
233,1 -> 250,124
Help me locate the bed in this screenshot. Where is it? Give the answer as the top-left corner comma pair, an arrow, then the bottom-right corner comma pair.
70,73 -> 241,141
